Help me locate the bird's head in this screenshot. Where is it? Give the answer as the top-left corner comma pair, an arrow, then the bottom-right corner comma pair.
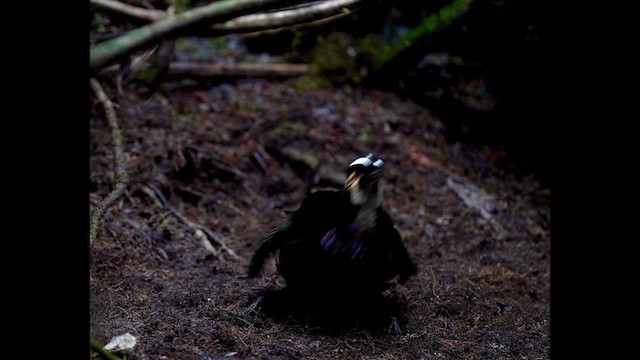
345,154 -> 384,207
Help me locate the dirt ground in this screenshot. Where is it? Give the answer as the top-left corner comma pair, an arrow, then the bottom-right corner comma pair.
89,79 -> 550,359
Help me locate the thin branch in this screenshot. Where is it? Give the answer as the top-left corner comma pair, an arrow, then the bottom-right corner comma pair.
90,0 -> 298,71
89,78 -> 129,247
206,0 -> 364,34
90,0 -> 165,22
139,184 -> 238,259
167,206 -> 239,259
238,9 -> 355,39
295,7 -> 355,28
430,266 -> 438,298
90,0 -> 362,33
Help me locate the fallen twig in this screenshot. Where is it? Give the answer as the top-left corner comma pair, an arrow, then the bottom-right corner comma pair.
90,78 -> 129,247
168,206 -> 239,259
430,266 -> 438,298
140,184 -> 238,259
446,174 -> 506,239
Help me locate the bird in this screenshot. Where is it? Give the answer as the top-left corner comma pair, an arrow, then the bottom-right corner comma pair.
248,154 -> 417,329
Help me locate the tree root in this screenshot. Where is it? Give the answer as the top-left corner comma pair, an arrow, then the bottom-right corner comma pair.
89,78 -> 129,247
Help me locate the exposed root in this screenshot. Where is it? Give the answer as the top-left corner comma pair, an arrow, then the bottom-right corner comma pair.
90,78 -> 129,247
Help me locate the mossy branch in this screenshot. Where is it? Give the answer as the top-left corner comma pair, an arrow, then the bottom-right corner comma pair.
90,0 -> 363,35
89,78 -> 129,247
205,0 -> 364,35
90,339 -> 122,360
373,0 -> 475,70
90,0 -> 298,72
90,0 -> 165,22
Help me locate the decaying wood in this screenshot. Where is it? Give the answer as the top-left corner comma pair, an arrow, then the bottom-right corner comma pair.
89,78 -> 129,247
169,62 -> 309,78
100,61 -> 309,79
90,0 -> 297,71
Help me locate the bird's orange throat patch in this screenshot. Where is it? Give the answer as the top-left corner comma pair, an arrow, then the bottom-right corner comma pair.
347,173 -> 367,206
346,172 -> 358,189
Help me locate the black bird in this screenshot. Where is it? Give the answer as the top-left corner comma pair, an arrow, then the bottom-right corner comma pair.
248,154 -> 417,328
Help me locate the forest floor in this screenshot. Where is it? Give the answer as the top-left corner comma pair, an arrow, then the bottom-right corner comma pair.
89,79 -> 550,359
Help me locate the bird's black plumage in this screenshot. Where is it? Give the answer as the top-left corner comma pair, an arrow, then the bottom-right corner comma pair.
248,155 -> 417,320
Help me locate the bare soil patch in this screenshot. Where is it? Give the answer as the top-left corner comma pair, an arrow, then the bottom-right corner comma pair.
90,80 -> 549,359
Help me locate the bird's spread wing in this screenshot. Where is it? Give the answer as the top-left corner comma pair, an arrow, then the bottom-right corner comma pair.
248,191 -> 342,277
248,215 -> 294,277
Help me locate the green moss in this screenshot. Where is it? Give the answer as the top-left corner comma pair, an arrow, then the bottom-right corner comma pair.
173,113 -> 192,123
134,68 -> 157,84
440,7 -> 453,21
358,129 -> 371,142
357,34 -> 387,59
272,121 -> 307,137
176,0 -> 192,12
206,36 -> 235,57
295,32 -> 387,91
314,34 -> 357,81
281,147 -> 319,170
245,98 -> 267,113
94,14 -> 107,33
135,291 -> 149,302
295,75 -> 330,92
289,28 -> 305,51
373,0 -> 475,70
